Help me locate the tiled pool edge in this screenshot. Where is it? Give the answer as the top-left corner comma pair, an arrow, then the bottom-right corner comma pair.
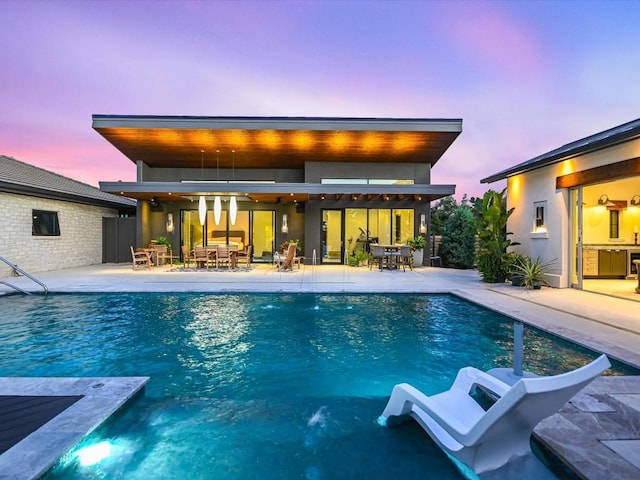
0,376 -> 149,480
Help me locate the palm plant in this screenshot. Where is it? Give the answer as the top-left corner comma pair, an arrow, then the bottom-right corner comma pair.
472,189 -> 518,283
510,256 -> 555,289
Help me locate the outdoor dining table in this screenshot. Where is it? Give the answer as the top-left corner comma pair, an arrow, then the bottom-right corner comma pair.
377,244 -> 405,270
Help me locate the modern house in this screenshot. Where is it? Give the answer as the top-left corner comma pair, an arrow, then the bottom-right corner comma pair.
482,118 -> 640,292
94,116 -> 462,265
0,155 -> 136,276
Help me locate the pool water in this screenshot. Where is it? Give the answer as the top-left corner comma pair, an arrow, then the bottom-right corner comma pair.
0,293 -> 634,479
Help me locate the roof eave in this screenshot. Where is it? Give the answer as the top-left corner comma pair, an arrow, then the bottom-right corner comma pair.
481,119 -> 640,184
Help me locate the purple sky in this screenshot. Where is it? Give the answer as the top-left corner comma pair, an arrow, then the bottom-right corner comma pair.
2,0 -> 640,199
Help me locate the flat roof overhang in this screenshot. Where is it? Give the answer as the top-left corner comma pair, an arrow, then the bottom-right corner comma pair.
99,181 -> 456,204
92,115 -> 462,169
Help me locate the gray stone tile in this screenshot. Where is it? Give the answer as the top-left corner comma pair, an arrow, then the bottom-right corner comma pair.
610,393 -> 640,412
0,376 -> 148,480
601,440 -> 640,470
570,393 -> 616,413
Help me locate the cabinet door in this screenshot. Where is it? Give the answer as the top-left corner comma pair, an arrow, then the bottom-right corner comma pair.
598,250 -> 612,275
612,250 -> 627,276
582,249 -> 598,276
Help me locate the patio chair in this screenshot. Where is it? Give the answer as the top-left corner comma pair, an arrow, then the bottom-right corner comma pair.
181,245 -> 195,267
275,243 -> 296,271
150,243 -> 168,266
193,246 -> 213,269
236,245 -> 252,267
399,245 -> 412,271
216,245 -> 233,269
130,246 -> 151,270
379,354 -> 610,475
369,244 -> 385,271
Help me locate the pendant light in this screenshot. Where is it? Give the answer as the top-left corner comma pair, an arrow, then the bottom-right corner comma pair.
229,150 -> 237,225
213,195 -> 222,225
198,150 -> 207,226
213,150 -> 222,225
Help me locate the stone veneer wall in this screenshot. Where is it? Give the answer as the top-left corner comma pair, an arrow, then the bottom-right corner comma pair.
0,192 -> 120,277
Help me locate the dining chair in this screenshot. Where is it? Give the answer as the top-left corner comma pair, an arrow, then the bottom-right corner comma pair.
399,245 -> 412,271
216,245 -> 233,269
193,247 -> 211,269
369,244 -> 385,271
181,245 -> 194,267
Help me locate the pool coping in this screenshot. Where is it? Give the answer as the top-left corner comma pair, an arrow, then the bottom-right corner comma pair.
0,376 -> 148,480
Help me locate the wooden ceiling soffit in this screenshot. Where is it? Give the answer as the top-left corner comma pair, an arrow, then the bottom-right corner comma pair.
556,157 -> 640,189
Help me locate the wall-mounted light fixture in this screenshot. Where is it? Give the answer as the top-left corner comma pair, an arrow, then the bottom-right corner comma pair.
631,194 -> 640,206
281,213 -> 288,233
597,194 -> 614,206
420,214 -> 427,233
166,213 -> 174,233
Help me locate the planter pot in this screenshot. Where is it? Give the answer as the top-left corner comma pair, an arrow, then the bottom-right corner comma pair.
532,282 -> 542,290
510,275 -> 524,287
412,249 -> 424,267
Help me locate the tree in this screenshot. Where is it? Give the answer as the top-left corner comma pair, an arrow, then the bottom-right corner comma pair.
438,206 -> 476,268
472,189 -> 518,283
430,195 -> 459,235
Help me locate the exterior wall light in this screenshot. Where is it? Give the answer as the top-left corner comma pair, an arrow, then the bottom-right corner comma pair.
598,194 -> 614,206
166,213 -> 174,233
631,195 -> 640,206
420,214 -> 427,234
282,213 -> 288,233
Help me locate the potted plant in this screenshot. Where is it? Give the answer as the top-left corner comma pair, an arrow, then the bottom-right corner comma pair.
503,252 -> 528,287
511,256 -> 554,289
153,236 -> 172,252
347,250 -> 369,267
407,235 -> 427,267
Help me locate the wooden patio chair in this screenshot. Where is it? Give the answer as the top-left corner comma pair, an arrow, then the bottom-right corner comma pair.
193,246 -> 212,269
181,245 -> 195,267
216,245 -> 233,269
275,243 -> 296,271
130,246 -> 151,270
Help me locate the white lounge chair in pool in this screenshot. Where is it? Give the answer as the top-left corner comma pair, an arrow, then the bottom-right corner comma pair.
379,354 -> 610,475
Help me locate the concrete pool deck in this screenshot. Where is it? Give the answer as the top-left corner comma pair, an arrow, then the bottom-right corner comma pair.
0,263 -> 639,479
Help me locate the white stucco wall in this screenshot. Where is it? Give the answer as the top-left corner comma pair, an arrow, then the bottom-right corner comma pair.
0,192 -> 120,277
506,138 -> 640,288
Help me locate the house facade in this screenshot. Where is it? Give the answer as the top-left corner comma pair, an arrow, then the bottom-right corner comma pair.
482,118 -> 640,290
0,155 -> 136,276
95,116 -> 462,265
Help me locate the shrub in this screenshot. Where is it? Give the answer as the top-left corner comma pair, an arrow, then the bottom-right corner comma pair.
438,206 -> 476,269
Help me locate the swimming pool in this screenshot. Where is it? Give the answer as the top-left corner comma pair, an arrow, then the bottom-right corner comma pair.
0,293 -> 634,479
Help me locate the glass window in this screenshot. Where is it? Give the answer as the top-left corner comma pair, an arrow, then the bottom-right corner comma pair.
32,210 -> 60,236
533,201 -> 547,232
369,209 -> 391,245
609,210 -> 620,239
345,209 -> 368,257
392,209 -> 414,243
181,210 -> 203,249
252,211 -> 275,262
320,178 -> 414,185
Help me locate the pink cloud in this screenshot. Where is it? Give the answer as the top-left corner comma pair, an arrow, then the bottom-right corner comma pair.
437,2 -> 547,79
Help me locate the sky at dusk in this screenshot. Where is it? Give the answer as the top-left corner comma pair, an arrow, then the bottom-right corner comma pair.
2,0 -> 640,200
